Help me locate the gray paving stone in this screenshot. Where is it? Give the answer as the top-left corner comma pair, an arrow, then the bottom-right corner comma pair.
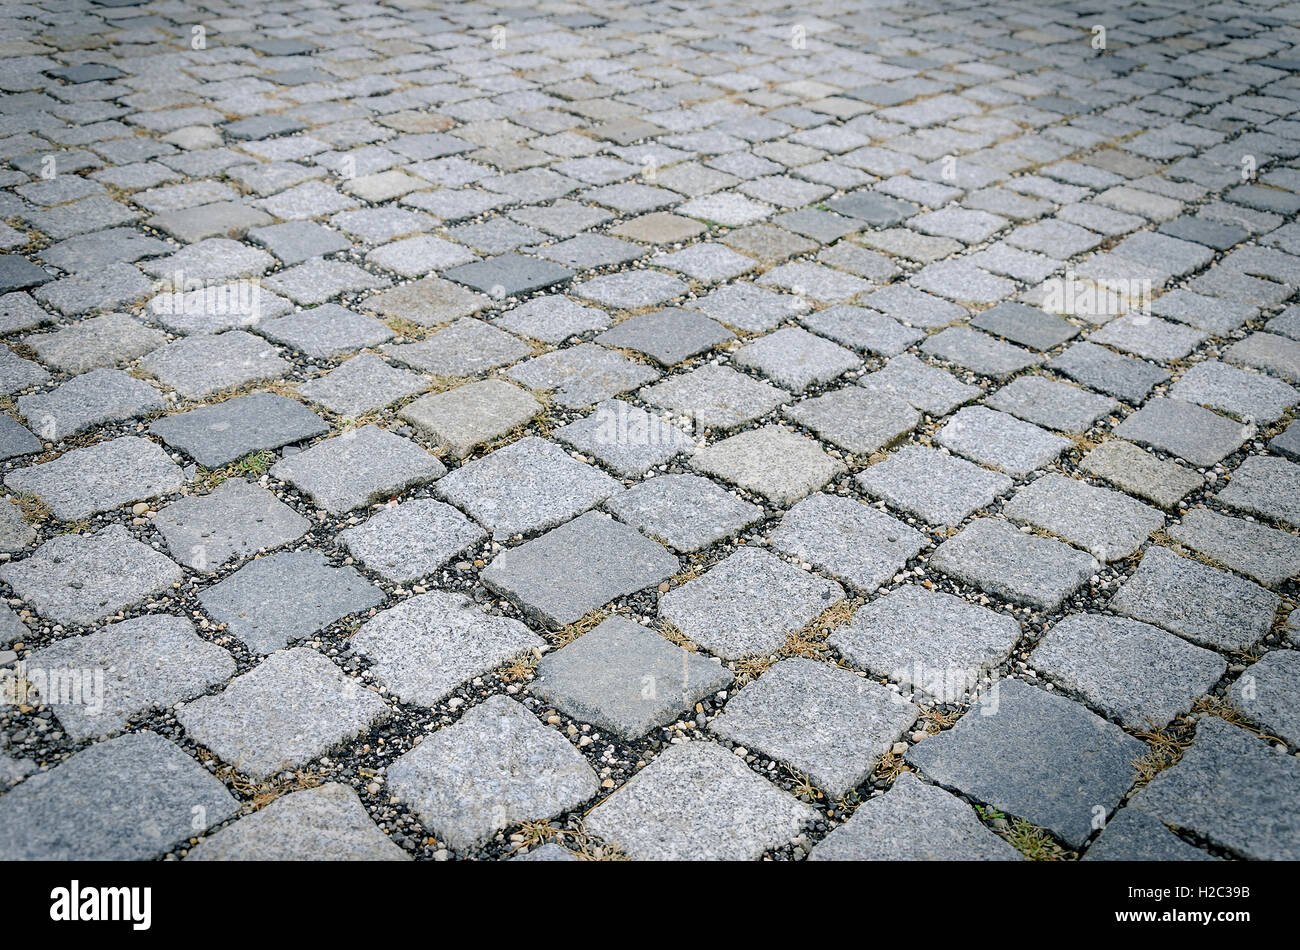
482,511 -> 678,628
1132,717 -> 1300,860
388,694 -> 598,851
141,330 -> 291,400
1114,397 -> 1247,468
784,387 -> 919,456
404,372 -> 538,450
770,493 -> 925,594
1082,807 -> 1216,862
659,547 -> 843,660
1048,341 -> 1169,404
263,259 -> 388,306
0,348 -> 49,396
1003,474 -> 1164,562
148,201 -> 272,243
1079,439 -> 1203,510
922,327 -> 1039,380
155,478 -> 310,572
0,499 -> 34,552
493,295 -> 610,343
1088,314 -> 1207,363
573,270 -> 687,310
799,305 -> 924,358
596,308 -> 734,366
1169,508 -> 1300,588
298,354 -> 427,418
141,238 -> 275,285
554,400 -> 694,477
733,327 -> 859,392
1224,332 -> 1300,385
1030,614 -> 1227,730
437,436 -> 621,539
1215,455 -> 1300,526
1150,288 -> 1256,335
641,364 -> 788,430
1228,650 -> 1300,747
931,518 -> 1098,611
178,647 -> 387,781
857,445 -> 1012,527
935,406 -> 1071,477
340,500 -> 486,584
711,657 -> 917,798
351,591 -> 541,706
188,783 -> 407,861
584,740 -> 815,860
248,220 -> 351,265
0,292 -> 55,336
832,585 -> 1022,703
986,376 -> 1117,433
23,313 -> 165,374
27,615 -> 235,740
199,550 -> 383,654
0,732 -> 237,860
258,303 -> 393,359
1109,546 -> 1279,652
0,525 -> 183,626
363,276 -> 488,328
444,253 -> 574,297
690,281 -> 810,333
811,771 -> 1022,861
531,616 -> 734,739
5,435 -> 183,522
857,353 -> 980,416
691,426 -> 844,506
970,301 -> 1078,351
605,474 -> 761,553
270,424 -> 445,515
150,393 -> 329,468
507,342 -> 657,409
17,367 -> 164,439
906,677 -> 1145,849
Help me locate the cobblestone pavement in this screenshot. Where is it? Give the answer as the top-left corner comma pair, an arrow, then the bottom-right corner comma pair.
0,0 -> 1298,863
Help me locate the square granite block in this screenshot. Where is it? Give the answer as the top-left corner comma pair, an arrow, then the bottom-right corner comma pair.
436,436 -> 621,539
154,478 -> 310,572
691,426 -> 844,505
935,406 -> 1071,477
1030,614 -> 1226,729
199,550 -> 383,653
595,309 -> 735,366
443,253 -> 574,297
481,511 -> 678,628
150,393 -> 329,468
905,678 -> 1145,849
604,473 -> 762,553
584,741 -> 814,860
340,500 -> 487,584
554,400 -> 694,477
710,658 -> 918,798
350,591 -> 540,706
930,518 -> 1098,611
531,616 -> 734,739
832,585 -> 1021,703
857,445 -> 1012,526
1109,546 -> 1279,652
659,548 -> 844,659
770,493 -> 926,593
387,695 -> 597,852
270,424 -> 445,514
177,648 -> 387,781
